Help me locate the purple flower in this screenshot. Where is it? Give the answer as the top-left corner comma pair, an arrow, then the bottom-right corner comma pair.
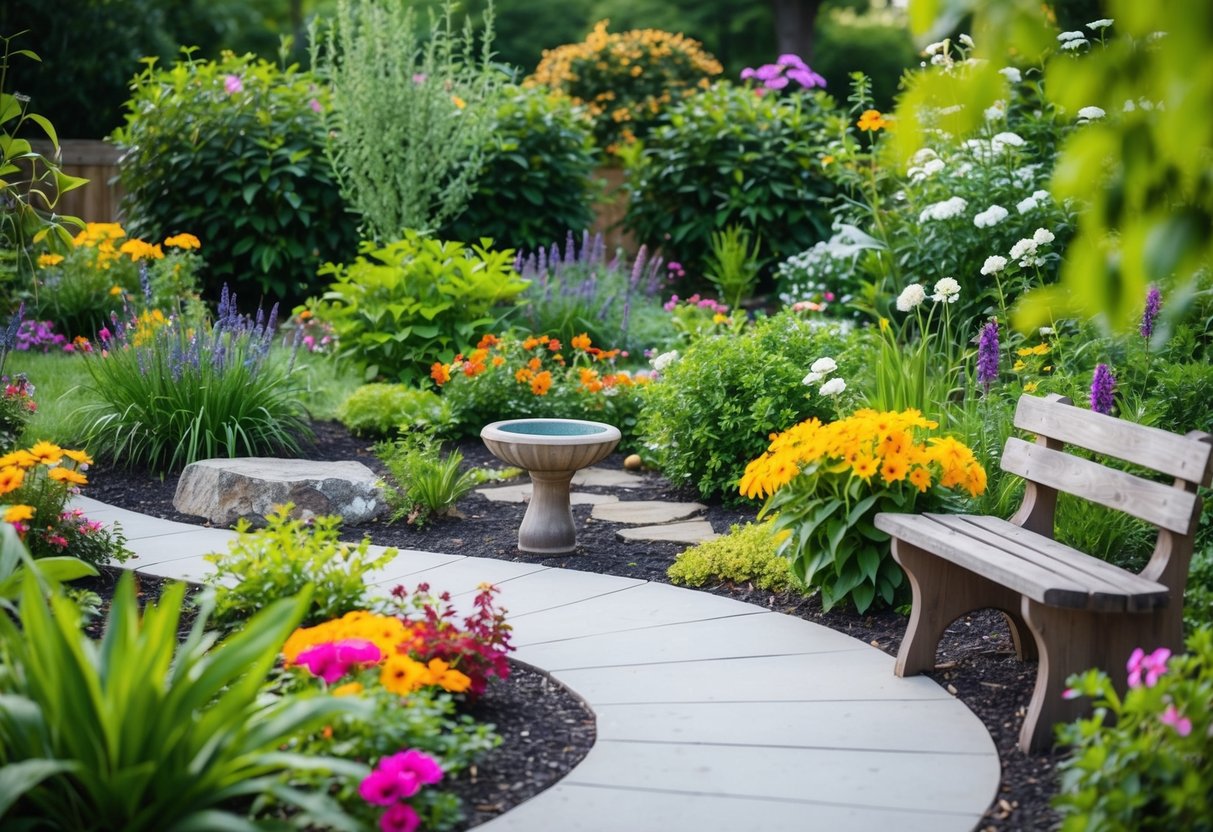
223,74 -> 243,94
1090,363 -> 1116,415
776,53 -> 808,69
309,98 -> 322,113
976,320 -> 1000,393
740,56 -> 827,91
1140,284 -> 1161,339
787,67 -> 827,88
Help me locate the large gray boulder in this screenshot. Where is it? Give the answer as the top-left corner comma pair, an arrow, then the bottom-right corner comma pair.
173,458 -> 386,526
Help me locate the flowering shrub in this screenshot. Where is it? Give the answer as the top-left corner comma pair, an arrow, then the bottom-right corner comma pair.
29,223 -> 204,339
1054,627 -> 1213,829
662,292 -> 734,345
15,320 -> 67,352
0,441 -> 130,564
740,409 -> 986,612
0,373 -> 36,451
527,20 -> 722,153
436,332 -> 653,444
739,53 -> 826,94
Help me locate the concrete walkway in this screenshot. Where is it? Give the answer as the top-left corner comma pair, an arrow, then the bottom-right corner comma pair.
72,496 -> 1000,832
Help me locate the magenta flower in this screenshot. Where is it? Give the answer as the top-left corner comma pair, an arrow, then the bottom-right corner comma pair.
739,54 -> 826,91
1126,646 -> 1171,688
1061,687 -> 1081,700
359,769 -> 409,806
1159,704 -> 1192,737
379,803 -> 421,832
379,749 -> 444,788
1140,284 -> 1161,339
295,639 -> 382,684
309,98 -> 323,113
223,74 -> 244,94
1090,363 -> 1116,415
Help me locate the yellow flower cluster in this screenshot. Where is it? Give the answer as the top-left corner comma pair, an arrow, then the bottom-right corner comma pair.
739,409 -> 987,500
282,611 -> 472,695
0,441 -> 93,523
43,223 -> 201,271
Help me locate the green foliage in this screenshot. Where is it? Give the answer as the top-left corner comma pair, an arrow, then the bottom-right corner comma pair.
0,572 -> 370,830
375,433 -> 483,526
0,371 -> 34,452
112,50 -> 357,303
625,82 -> 837,280
3,351 -> 94,447
1054,627 -> 1213,830
0,522 -> 95,613
1185,545 -> 1213,632
313,233 -> 528,385
204,505 -> 396,629
812,6 -> 918,110
638,311 -> 853,502
78,295 -> 311,473
668,520 -> 805,593
339,383 -> 451,439
1149,360 -> 1213,435
439,85 -> 597,252
704,224 -> 762,310
311,0 -> 504,240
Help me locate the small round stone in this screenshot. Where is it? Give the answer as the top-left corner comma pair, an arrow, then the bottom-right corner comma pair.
623,454 -> 643,471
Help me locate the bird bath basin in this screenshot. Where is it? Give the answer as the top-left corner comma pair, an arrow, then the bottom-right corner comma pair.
480,418 -> 621,554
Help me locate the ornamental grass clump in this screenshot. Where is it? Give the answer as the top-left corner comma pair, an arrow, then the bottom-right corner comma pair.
79,286 -> 311,472
740,408 -> 986,613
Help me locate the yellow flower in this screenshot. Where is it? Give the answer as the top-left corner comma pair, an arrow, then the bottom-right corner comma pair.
119,239 -> 165,262
712,313 -> 729,325
29,441 -> 63,465
908,467 -> 932,493
332,682 -> 364,697
37,253 -> 64,267
0,450 -> 37,469
3,504 -> 34,523
62,448 -> 94,466
49,467 -> 88,486
1012,360 -> 1026,372
857,109 -> 887,132
852,453 -> 879,481
451,95 -> 466,109
422,658 -> 473,693
109,285 -> 124,297
164,233 -> 201,250
0,467 -> 26,494
1023,381 -> 1038,393
380,655 -> 427,696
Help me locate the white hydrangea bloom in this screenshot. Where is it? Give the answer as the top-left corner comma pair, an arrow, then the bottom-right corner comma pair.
1039,326 -> 1055,336
999,67 -> 1022,83
1009,238 -> 1037,262
1057,30 -> 1086,41
1017,196 -> 1039,214
1077,105 -> 1106,121
918,196 -> 968,222
932,277 -> 961,303
974,205 -> 1010,228
1087,18 -> 1113,30
1061,38 -> 1089,50
991,131 -> 1026,151
802,371 -> 823,385
819,378 -> 847,397
922,158 -> 946,176
984,100 -> 1006,121
930,53 -> 951,67
981,255 -> 1008,275
910,148 -> 939,166
1033,228 -> 1056,245
810,357 -> 837,375
651,350 -> 679,371
1032,189 -> 1050,202
896,284 -> 926,311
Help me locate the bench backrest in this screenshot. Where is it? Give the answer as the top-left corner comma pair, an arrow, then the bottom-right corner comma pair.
1005,394 -> 1213,592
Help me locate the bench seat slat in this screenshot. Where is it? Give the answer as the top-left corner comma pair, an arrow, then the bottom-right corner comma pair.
1001,437 -> 1200,535
938,515 -> 1168,612
874,512 -> 1169,611
1015,395 -> 1213,486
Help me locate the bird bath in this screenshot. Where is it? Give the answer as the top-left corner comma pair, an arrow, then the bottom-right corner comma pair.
480,418 -> 621,554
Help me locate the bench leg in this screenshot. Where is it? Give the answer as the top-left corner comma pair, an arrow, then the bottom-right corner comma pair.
1018,599 -> 1181,753
891,539 -> 1033,676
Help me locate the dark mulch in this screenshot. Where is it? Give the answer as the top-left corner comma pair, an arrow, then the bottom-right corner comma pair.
85,420 -> 1066,830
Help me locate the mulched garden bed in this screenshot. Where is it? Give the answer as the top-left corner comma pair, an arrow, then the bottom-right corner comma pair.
84,420 -> 1068,831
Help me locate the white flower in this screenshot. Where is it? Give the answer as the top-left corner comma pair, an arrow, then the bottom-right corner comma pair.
1039,326 -> 1055,336
1009,238 -> 1038,262
918,196 -> 968,222
1057,30 -> 1086,42
974,205 -> 1010,228
1077,105 -> 1106,121
1087,18 -> 1113,30
1061,38 -> 1089,51
896,284 -> 926,311
991,131 -> 1026,151
803,371 -> 823,385
999,67 -> 1022,83
922,158 -> 946,177
810,356 -> 837,375
958,33 -> 975,48
1123,99 -> 1136,113
1017,196 -> 1039,214
924,40 -> 948,56
984,100 -> 1006,121
1032,227 -> 1056,245
981,255 -> 1008,275
1032,189 -> 1050,202
910,148 -> 939,166
930,53 -> 951,67
651,350 -> 679,371
819,378 -> 847,397
932,277 -> 961,303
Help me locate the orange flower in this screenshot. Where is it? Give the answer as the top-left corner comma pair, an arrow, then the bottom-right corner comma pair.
430,362 -> 451,385
522,336 -> 540,350
423,658 -> 473,693
49,467 -> 88,486
514,368 -> 534,384
332,681 -> 364,697
380,655 -> 427,696
164,233 -> 201,250
857,109 -> 887,132
477,333 -> 499,349
527,357 -> 542,372
548,339 -> 561,352
3,504 -> 34,523
571,333 -> 592,351
909,467 -> 932,493
530,370 -> 553,396
491,355 -> 505,367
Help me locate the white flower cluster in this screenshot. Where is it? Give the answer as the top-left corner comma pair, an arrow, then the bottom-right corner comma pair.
1058,30 -> 1089,50
984,99 -> 1006,121
1076,105 -> 1106,123
804,356 -> 846,397
981,255 -> 1008,275
896,283 -> 926,311
1008,228 -> 1056,267
998,67 -> 1022,83
931,277 -> 961,303
1016,189 -> 1051,214
991,131 -> 1026,152
650,350 -> 679,372
775,225 -> 881,309
1087,18 -> 1113,30
918,196 -> 968,223
974,204 -> 1009,228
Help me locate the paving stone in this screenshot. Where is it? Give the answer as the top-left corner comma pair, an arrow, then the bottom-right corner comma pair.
570,467 -> 648,488
126,529 -> 240,565
591,500 -> 705,525
615,520 -> 718,544
476,483 -> 619,506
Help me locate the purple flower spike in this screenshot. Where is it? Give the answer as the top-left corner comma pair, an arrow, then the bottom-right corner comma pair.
1140,284 -> 1161,339
976,320 -> 1000,393
1090,363 -> 1116,414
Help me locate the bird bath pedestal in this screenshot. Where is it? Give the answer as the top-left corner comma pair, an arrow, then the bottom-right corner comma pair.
480,418 -> 621,554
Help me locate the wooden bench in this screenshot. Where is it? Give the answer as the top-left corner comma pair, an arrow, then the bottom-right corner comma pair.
875,393 -> 1213,752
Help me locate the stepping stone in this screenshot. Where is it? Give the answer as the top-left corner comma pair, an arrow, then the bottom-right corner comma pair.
174,458 -> 386,526
590,500 -> 706,525
477,484 -> 619,506
616,520 -> 718,545
571,467 -> 648,488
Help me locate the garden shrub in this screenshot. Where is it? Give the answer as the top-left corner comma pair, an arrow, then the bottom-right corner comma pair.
204,505 -> 397,629
668,520 -> 804,594
1054,627 -> 1213,830
637,311 -> 852,502
436,332 -> 653,446
625,82 -> 837,281
375,432 -> 485,527
0,372 -> 35,452
439,86 -> 598,253
113,51 -> 358,303
527,20 -> 722,154
339,384 -> 452,438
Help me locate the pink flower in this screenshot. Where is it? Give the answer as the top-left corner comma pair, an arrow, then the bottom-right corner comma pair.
379,749 -> 444,788
98,327 -> 111,342
224,74 -> 244,94
1159,704 -> 1192,737
359,769 -> 408,806
295,639 -> 381,684
1127,647 -> 1171,688
1061,687 -> 1081,700
309,98 -> 322,113
379,803 -> 420,832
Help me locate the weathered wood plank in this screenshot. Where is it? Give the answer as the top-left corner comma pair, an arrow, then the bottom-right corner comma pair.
1014,395 -> 1213,486
1000,437 -> 1200,534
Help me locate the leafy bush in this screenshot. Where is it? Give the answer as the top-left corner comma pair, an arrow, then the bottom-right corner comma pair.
436,332 -> 653,445
637,311 -> 852,502
312,233 -> 528,386
0,572 -> 370,831
668,520 -> 804,593
375,433 -> 484,526
1054,627 -> 1213,830
625,82 -> 837,281
0,373 -> 35,452
339,384 -> 452,438
112,51 -> 358,303
527,20 -> 722,154
439,85 -> 597,252
0,522 -> 96,611
704,224 -> 763,310
78,288 -> 311,472
204,505 -> 397,629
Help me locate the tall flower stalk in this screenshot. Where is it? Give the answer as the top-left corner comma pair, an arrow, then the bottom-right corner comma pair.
1090,363 -> 1116,415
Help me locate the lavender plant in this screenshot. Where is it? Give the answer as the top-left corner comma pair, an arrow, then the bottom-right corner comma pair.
513,231 -> 667,353
78,286 -> 310,472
